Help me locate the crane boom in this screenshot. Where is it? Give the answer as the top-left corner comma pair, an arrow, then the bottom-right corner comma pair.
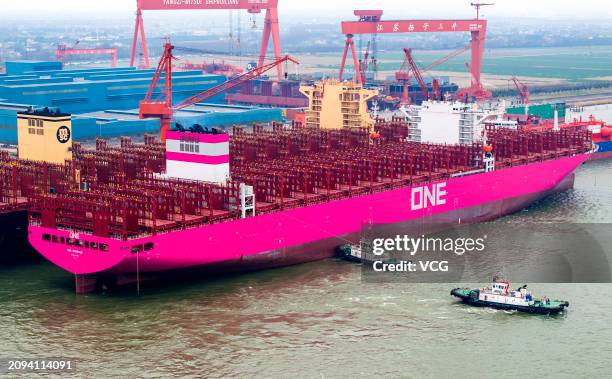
174,55 -> 298,111
422,44 -> 470,73
139,41 -> 298,142
403,48 -> 428,99
144,42 -> 174,104
510,76 -> 529,104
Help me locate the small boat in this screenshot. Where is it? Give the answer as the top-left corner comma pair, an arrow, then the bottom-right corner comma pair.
451,274 -> 569,315
336,244 -> 363,263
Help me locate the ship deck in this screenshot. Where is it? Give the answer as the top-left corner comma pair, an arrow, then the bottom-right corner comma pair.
5,122 -> 592,241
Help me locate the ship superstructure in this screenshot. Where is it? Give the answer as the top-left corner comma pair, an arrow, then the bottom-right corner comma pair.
401,100 -> 511,144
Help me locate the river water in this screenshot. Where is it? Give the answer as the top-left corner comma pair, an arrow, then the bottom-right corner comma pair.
2,108 -> 612,378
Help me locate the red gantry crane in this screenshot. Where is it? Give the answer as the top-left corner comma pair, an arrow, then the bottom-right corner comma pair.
130,0 -> 282,78
339,7 -> 492,100
56,41 -> 118,68
139,42 -> 298,142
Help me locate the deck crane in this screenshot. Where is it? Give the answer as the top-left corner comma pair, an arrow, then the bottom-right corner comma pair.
395,48 -> 429,105
139,42 -> 298,142
510,76 -> 530,105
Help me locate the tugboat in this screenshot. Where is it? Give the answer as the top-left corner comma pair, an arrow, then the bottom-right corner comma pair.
336,244 -> 363,263
451,274 -> 569,315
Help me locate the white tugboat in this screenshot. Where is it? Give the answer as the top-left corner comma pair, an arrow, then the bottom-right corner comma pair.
451,274 -> 569,315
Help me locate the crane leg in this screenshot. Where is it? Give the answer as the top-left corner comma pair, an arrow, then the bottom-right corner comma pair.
138,11 -> 150,69
258,9 -> 273,75
129,9 -> 141,67
130,7 -> 150,69
269,8 -> 283,79
338,36 -> 351,81
160,116 -> 172,143
349,39 -> 361,84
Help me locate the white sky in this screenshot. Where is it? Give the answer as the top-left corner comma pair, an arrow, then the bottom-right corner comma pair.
2,0 -> 611,19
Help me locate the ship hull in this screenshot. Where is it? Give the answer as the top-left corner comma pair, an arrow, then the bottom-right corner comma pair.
0,210 -> 39,265
592,140 -> 612,160
28,153 -> 588,290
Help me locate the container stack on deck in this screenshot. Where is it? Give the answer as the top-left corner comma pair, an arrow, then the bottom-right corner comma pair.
0,122 -> 593,241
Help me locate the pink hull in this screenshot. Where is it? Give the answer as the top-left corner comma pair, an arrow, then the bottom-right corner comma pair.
29,153 -> 589,278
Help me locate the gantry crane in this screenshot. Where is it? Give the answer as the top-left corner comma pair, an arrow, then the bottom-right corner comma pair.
139,42 -> 298,142
56,40 -> 118,68
130,0 -> 282,78
339,10 -> 491,99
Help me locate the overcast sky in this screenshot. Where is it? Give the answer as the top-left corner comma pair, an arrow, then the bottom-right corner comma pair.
2,0 -> 611,20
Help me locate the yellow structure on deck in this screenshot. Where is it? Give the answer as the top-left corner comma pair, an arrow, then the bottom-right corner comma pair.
299,80 -> 378,131
17,108 -> 72,164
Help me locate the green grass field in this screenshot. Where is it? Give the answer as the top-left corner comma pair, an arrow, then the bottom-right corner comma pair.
369,45 -> 612,81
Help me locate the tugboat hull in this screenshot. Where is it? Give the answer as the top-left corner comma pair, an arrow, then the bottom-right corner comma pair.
451,288 -> 569,315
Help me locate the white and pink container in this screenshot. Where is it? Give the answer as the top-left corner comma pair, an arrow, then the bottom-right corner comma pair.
165,130 -> 230,183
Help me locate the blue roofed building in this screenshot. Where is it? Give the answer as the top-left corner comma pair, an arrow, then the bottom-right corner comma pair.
0,61 -> 284,144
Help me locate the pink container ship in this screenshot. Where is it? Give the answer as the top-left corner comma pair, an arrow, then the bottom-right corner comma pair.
16,82 -> 592,293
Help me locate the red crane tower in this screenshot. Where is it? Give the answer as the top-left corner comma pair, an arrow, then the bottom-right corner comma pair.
510,76 -> 530,105
139,42 -> 297,142
395,45 -> 470,104
395,48 -> 429,105
56,42 -> 118,68
130,0 -> 283,79
338,10 -> 492,100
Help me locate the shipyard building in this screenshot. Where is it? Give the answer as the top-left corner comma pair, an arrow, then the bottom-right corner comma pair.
0,61 -> 283,143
